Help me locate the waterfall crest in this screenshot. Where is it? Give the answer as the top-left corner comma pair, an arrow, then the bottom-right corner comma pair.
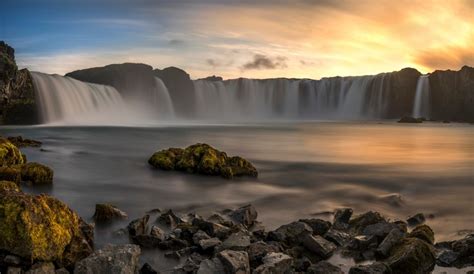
152,77 -> 175,118
412,75 -> 430,118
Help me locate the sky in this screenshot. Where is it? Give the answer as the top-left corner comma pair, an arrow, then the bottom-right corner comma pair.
2,0 -> 473,79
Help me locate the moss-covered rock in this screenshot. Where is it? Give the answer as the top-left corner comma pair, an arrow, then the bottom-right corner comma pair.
7,136 -> 42,148
0,138 -> 26,167
148,143 -> 258,179
93,203 -> 127,223
0,180 -> 20,193
409,225 -> 435,245
385,237 -> 435,274
0,166 -> 22,183
20,162 -> 54,185
0,190 -> 93,267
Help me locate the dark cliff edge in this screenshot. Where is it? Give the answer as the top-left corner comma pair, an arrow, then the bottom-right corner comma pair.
0,42 -> 38,125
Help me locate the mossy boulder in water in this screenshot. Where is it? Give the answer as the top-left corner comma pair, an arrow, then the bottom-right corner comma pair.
20,162 -> 54,185
0,180 -> 20,192
0,188 -> 93,268
148,143 -> 258,179
0,166 -> 22,183
0,138 -> 26,166
93,203 -> 128,223
385,237 -> 435,274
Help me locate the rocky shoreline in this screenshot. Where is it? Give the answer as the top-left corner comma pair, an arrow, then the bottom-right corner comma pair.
0,137 -> 473,273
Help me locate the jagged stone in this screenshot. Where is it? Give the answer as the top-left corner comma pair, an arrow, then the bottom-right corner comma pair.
229,204 -> 257,227
253,252 -> 292,274
127,215 -> 150,236
220,231 -> 250,251
307,261 -> 344,274
217,250 -> 250,274
92,203 -> 127,223
408,224 -> 434,244
140,263 -> 158,274
74,244 -> 141,274
333,208 -> 353,229
299,218 -> 331,235
349,262 -> 391,274
385,237 -> 435,274
269,221 -> 313,246
247,241 -> 281,268
376,228 -> 404,257
302,234 -> 337,259
407,213 -> 426,227
325,228 -> 351,246
25,262 -> 55,274
197,258 -> 225,274
198,238 -> 221,250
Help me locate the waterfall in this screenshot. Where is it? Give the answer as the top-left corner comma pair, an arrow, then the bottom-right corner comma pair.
412,75 -> 430,118
152,77 -> 175,118
193,74 -> 390,121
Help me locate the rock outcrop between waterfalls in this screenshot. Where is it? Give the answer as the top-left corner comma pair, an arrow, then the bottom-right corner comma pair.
0,41 -> 38,125
148,143 -> 258,179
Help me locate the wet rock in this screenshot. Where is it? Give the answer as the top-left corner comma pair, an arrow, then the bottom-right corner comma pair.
292,257 -> 312,272
74,244 -> 140,274
307,261 -> 344,274
7,267 -> 23,274
20,162 -> 53,185
220,231 -> 250,251
325,228 -> 351,246
192,218 -> 232,239
362,222 -> 404,241
409,224 -> 434,244
247,241 -> 281,268
348,262 -> 391,274
385,237 -> 435,274
157,210 -> 184,229
148,144 -> 258,179
450,233 -> 474,267
127,215 -> 150,236
376,228 -> 404,258
150,226 -> 165,241
193,230 -> 211,244
436,249 -> 459,267
302,234 -> 337,259
333,208 -> 353,229
398,116 -> 423,123
55,268 -> 70,274
347,235 -> 379,252
158,238 -> 189,251
6,136 -> 41,148
4,254 -> 21,265
0,166 -> 22,183
349,211 -> 386,234
25,262 -> 55,274
197,258 -> 225,274
174,253 -> 204,273
0,189 -> 93,268
0,138 -> 26,166
269,221 -> 313,246
140,263 -> 158,274
407,213 -> 426,227
253,252 -> 292,274
92,203 -> 127,223
132,234 -> 162,248
198,238 -> 221,251
229,204 -> 257,228
299,218 -> 331,235
217,250 -> 250,274
0,180 -> 20,192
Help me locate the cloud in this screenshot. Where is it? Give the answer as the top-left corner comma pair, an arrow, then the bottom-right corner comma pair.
414,45 -> 474,71
168,39 -> 185,46
241,54 -> 287,70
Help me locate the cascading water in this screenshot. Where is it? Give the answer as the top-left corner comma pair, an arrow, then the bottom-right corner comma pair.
193,74 -> 390,121
412,75 -> 430,118
152,77 -> 175,118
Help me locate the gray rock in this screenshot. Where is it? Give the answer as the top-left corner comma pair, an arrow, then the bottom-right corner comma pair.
385,238 -> 435,274
150,225 -> 165,241
348,235 -> 379,251
349,262 -> 391,274
407,213 -> 425,227
198,237 -> 221,250
450,233 -> 474,267
193,230 -> 211,245
363,222 -> 401,239
197,258 -> 225,274
217,250 -> 250,274
270,221 -> 313,246
221,231 -> 251,251
157,210 -> 184,229
174,253 -> 203,273
376,228 -> 404,257
349,211 -> 386,234
302,234 -> 337,259
7,267 -> 23,274
192,218 -> 232,239
132,234 -> 162,248
248,241 -> 281,267
128,215 -> 150,236
229,204 -> 257,227
299,218 -> 331,235
408,224 -> 434,245
307,261 -> 344,274
74,244 -> 141,274
253,252 -> 292,274
325,228 -> 351,246
436,249 -> 459,267
333,208 -> 353,229
25,263 -> 55,274
93,203 -> 127,223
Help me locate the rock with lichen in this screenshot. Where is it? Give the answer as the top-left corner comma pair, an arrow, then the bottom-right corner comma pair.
0,180 -> 21,192
148,143 -> 257,179
93,203 -> 127,223
0,187 -> 93,268
385,237 -> 435,274
0,138 -> 26,167
20,162 -> 54,185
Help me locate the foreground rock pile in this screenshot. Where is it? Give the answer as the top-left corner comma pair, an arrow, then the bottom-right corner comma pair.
101,204 -> 473,274
148,143 -> 258,179
0,136 -> 53,185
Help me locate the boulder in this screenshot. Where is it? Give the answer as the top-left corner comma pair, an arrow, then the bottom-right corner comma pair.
247,241 -> 281,268
269,221 -> 312,246
140,263 -> 158,274
406,213 -> 426,227
229,204 -> 257,227
7,136 -> 41,148
0,180 -> 20,192
0,189 -> 93,268
376,228 -> 404,257
25,262 -> 55,274
348,262 -> 391,274
74,244 -> 140,274
92,203 -> 127,223
0,166 -> 21,183
450,234 -> 474,267
157,209 -> 184,229
20,162 -> 54,185
217,250 -> 250,274
220,231 -> 250,251
397,116 -> 423,123
408,225 -> 434,244
127,215 -> 150,237
349,211 -> 386,234
198,237 -> 221,251
324,228 -> 351,246
385,237 -> 435,274
0,138 -> 25,166
197,258 -> 225,274
148,144 -> 258,179
302,234 -> 337,259
299,218 -> 331,235
253,252 -> 292,274
333,208 -> 353,229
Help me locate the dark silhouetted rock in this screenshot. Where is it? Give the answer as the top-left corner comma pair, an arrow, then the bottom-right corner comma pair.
376,228 -> 404,258
269,221 -> 312,246
127,215 -> 150,237
93,203 -> 127,223
7,136 -> 41,147
398,116 -> 423,123
20,162 -> 53,185
229,204 -> 258,227
299,218 -> 331,235
333,207 -> 353,229
302,234 -> 337,259
407,213 -> 426,227
385,237 -> 435,274
307,261 -> 344,274
217,250 -> 250,274
140,263 -> 158,274
409,224 -> 434,244
349,262 -> 391,274
197,258 -> 225,274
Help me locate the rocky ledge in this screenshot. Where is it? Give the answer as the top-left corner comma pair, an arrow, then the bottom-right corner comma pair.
148,143 -> 258,179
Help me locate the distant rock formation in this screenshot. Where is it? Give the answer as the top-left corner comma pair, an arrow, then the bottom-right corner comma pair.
153,67 -> 196,117
0,41 -> 38,125
198,75 -> 224,81
429,66 -> 474,122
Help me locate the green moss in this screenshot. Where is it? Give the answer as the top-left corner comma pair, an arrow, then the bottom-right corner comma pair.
21,162 -> 54,185
386,237 -> 435,274
0,165 -> 22,183
0,138 -> 26,166
0,191 -> 92,267
409,224 -> 435,245
0,180 -> 21,192
148,148 -> 183,170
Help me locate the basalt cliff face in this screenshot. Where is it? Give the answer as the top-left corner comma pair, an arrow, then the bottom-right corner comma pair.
0,42 -> 38,125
